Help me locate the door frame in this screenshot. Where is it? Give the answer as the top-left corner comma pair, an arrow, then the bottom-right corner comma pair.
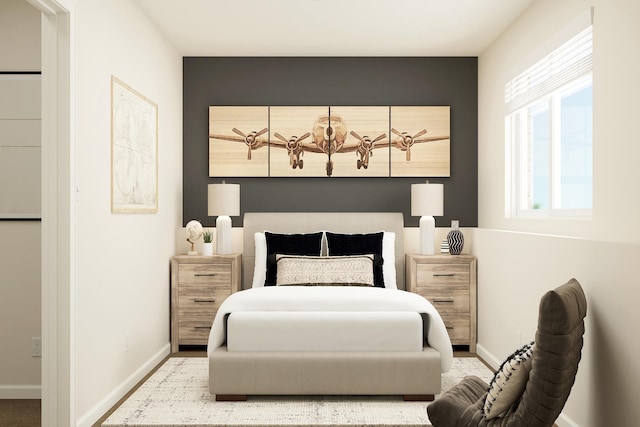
26,0 -> 76,425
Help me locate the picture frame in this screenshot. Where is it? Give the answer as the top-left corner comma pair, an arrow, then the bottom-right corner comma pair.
208,105 -> 450,178
111,76 -> 158,213
390,106 -> 450,177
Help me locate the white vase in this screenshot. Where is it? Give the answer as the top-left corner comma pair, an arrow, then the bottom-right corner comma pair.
202,242 -> 214,256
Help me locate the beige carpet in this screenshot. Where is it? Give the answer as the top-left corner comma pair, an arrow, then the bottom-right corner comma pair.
102,357 -> 493,427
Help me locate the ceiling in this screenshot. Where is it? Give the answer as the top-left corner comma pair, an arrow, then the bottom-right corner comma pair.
132,0 -> 536,57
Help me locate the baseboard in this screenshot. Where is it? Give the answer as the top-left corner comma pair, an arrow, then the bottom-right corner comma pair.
475,343 -> 501,370
556,413 -> 580,427
476,343 -> 581,427
76,343 -> 170,427
0,385 -> 41,399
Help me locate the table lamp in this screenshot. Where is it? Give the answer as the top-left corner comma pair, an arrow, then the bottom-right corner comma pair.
208,182 -> 240,254
411,182 -> 444,255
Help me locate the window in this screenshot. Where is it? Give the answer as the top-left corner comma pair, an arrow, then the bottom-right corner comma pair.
506,18 -> 593,218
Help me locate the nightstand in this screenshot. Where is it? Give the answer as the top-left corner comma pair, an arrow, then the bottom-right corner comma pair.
405,254 -> 477,352
170,254 -> 241,352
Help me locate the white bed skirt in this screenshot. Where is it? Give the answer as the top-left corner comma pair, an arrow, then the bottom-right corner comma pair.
226,311 -> 424,352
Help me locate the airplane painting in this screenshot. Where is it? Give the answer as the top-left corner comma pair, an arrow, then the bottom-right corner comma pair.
208,105 -> 450,177
390,106 -> 450,177
208,106 -> 269,177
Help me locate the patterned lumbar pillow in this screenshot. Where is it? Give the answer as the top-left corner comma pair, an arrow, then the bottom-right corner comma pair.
275,254 -> 375,286
483,341 -> 535,419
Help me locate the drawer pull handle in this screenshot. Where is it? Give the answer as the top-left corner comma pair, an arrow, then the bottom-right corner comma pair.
194,273 -> 217,277
446,326 -> 454,330
433,299 -> 454,303
193,298 -> 216,303
433,274 -> 455,277
194,326 -> 212,330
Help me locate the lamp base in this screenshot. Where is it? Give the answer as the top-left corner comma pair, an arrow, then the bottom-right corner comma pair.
419,216 -> 436,255
216,215 -> 232,254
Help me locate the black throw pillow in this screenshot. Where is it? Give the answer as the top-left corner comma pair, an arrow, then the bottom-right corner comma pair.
264,232 -> 323,286
325,232 -> 384,287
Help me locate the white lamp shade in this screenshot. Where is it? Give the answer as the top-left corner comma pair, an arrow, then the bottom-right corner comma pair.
411,183 -> 444,216
208,183 -> 240,217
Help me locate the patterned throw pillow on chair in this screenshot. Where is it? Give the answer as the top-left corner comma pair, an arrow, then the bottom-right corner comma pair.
483,341 -> 535,419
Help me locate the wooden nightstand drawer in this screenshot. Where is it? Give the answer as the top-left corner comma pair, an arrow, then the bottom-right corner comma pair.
178,318 -> 214,345
418,288 -> 470,313
178,263 -> 231,286
416,263 -> 470,287
406,254 -> 477,352
441,315 -> 470,342
177,286 -> 230,316
171,254 -> 241,352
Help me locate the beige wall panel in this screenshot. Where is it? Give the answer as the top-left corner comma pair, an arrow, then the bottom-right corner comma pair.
0,222 -> 41,386
0,0 -> 40,71
390,106 -> 450,177
329,106 -> 390,177
0,146 -> 41,215
0,75 -> 40,119
0,119 -> 41,146
209,106 -> 269,177
0,0 -> 41,396
270,106 -> 329,177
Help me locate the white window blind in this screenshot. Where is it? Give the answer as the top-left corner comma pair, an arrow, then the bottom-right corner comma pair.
505,25 -> 593,114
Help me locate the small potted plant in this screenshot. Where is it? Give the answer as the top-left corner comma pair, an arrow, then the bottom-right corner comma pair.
202,230 -> 214,256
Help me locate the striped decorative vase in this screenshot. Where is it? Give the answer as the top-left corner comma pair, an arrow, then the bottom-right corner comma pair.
447,220 -> 464,255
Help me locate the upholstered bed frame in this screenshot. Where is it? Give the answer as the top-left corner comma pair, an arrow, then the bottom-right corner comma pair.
209,212 -> 442,401
241,212 -> 406,290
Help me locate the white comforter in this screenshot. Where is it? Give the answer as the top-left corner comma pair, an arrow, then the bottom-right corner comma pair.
207,286 -> 453,373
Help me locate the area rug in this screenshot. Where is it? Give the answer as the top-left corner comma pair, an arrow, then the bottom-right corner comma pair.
102,357 -> 493,427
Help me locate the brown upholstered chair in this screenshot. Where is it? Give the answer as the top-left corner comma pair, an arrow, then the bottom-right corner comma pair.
427,278 -> 587,427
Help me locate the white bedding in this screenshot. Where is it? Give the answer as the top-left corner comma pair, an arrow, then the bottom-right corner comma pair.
226,311 -> 423,352
208,286 -> 453,373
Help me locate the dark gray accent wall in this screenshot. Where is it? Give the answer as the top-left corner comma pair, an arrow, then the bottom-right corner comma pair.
183,57 -> 477,227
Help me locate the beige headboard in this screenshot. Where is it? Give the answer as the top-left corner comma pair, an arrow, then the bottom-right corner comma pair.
242,212 -> 405,290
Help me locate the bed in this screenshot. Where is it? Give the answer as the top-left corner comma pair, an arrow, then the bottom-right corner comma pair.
207,212 -> 452,401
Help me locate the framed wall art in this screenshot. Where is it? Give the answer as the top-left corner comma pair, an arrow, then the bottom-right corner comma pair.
209,106 -> 269,177
325,106 -> 390,178
390,106 -> 450,177
208,105 -> 450,178
269,106 -> 328,177
111,76 -> 158,213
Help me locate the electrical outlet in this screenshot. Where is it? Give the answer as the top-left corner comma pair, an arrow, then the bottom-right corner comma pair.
32,337 -> 42,357
125,331 -> 130,353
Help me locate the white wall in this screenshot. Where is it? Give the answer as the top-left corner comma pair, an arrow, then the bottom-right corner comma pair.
477,0 -> 640,426
75,0 -> 182,424
0,0 -> 41,398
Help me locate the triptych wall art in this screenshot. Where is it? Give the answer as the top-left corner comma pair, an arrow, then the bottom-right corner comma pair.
209,106 -> 450,177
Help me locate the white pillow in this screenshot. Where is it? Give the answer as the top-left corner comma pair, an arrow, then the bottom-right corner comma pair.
483,342 -> 535,419
275,255 -> 375,286
382,232 -> 397,289
251,232 -> 267,288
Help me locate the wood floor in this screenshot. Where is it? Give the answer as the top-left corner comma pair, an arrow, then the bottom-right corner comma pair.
0,399 -> 40,427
